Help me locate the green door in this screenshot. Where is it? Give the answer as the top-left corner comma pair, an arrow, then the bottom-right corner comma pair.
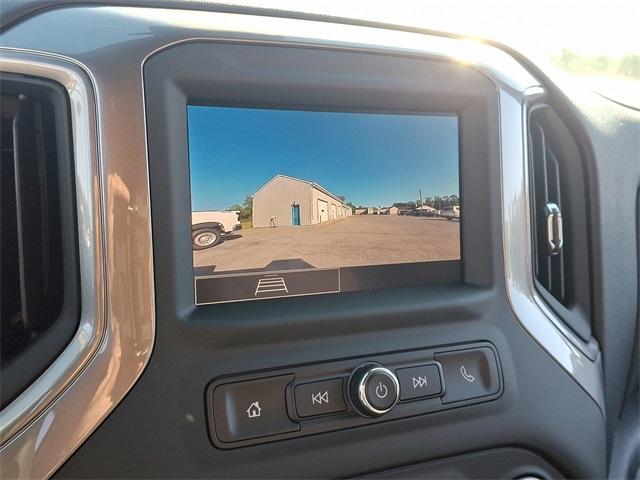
291,204 -> 300,226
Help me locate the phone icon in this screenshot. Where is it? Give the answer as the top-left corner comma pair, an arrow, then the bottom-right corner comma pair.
460,365 -> 475,383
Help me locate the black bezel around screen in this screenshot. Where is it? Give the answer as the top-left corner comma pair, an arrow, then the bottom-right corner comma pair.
144,41 -> 499,321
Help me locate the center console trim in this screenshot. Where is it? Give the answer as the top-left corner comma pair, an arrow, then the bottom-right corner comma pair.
0,5 -> 604,476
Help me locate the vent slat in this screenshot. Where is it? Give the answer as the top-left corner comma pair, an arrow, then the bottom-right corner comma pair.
546,149 -> 565,302
1,118 -> 31,360
14,96 -> 47,332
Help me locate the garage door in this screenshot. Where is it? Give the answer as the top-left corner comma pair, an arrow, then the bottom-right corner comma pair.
318,199 -> 328,223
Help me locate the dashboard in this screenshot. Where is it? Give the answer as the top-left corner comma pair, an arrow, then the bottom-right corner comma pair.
0,3 -> 638,479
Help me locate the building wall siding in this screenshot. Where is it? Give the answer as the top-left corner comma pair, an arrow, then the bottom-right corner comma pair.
253,175 -> 350,227
252,176 -> 313,227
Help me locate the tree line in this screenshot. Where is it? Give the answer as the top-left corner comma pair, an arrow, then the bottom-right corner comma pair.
552,49 -> 640,78
227,195 -> 253,220
393,194 -> 460,210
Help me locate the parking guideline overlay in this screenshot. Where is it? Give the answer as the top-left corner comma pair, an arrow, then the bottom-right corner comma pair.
194,268 -> 340,305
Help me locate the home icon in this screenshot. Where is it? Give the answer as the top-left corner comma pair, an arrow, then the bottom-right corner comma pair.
246,401 -> 262,419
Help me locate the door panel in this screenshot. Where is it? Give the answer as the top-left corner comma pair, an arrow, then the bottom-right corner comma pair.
292,205 -> 300,226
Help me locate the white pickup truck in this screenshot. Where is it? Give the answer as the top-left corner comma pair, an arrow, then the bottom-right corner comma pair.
191,211 -> 241,249
439,205 -> 461,220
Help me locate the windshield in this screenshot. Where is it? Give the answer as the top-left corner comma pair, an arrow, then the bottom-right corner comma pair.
234,0 -> 640,108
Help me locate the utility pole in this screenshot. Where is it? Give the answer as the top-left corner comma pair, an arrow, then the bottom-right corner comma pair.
419,189 -> 423,208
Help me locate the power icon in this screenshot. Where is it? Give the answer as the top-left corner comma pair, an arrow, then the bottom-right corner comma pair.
375,382 -> 389,399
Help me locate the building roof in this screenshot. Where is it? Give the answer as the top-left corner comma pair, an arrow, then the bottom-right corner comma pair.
252,174 -> 344,203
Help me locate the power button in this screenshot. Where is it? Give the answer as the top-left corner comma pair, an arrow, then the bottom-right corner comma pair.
348,364 -> 399,417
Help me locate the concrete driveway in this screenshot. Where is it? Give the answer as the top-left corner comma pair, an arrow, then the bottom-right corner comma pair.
193,215 -> 460,273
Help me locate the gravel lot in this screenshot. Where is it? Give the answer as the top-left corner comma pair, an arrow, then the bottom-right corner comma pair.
193,215 -> 460,273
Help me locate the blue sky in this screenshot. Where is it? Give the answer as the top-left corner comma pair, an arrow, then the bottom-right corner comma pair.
188,106 -> 459,211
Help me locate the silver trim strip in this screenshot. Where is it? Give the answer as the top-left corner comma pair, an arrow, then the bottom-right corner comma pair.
499,87 -> 604,410
0,51 -> 155,478
0,54 -> 104,442
0,6 -> 539,93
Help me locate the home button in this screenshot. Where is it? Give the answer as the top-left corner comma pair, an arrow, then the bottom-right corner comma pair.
212,375 -> 299,443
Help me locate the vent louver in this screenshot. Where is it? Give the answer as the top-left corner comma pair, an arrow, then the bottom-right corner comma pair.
528,104 -> 592,343
0,74 -> 79,408
530,117 -> 566,301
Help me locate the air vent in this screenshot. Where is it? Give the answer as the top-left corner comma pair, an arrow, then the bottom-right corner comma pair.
530,116 -> 566,301
528,104 -> 592,342
0,74 -> 79,408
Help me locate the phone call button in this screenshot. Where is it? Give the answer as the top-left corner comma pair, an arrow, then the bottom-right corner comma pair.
435,347 -> 500,404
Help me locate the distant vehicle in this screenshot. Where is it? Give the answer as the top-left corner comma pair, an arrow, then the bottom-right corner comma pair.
413,209 -> 436,217
192,211 -> 241,249
440,205 -> 460,220
413,206 -> 438,217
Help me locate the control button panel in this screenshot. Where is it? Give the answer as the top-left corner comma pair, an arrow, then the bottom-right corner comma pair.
211,375 -> 299,442
396,364 -> 442,400
435,347 -> 499,403
294,378 -> 346,418
206,342 -> 502,449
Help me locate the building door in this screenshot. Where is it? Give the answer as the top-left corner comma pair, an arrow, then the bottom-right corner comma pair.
291,204 -> 300,226
318,200 -> 328,223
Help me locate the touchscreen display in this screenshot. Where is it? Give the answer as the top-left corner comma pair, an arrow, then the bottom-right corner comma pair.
189,106 -> 460,304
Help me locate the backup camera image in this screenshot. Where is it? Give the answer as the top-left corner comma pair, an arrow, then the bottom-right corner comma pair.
189,106 -> 460,304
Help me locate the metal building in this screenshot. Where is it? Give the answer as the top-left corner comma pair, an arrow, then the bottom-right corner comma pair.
380,206 -> 399,215
251,174 -> 352,228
